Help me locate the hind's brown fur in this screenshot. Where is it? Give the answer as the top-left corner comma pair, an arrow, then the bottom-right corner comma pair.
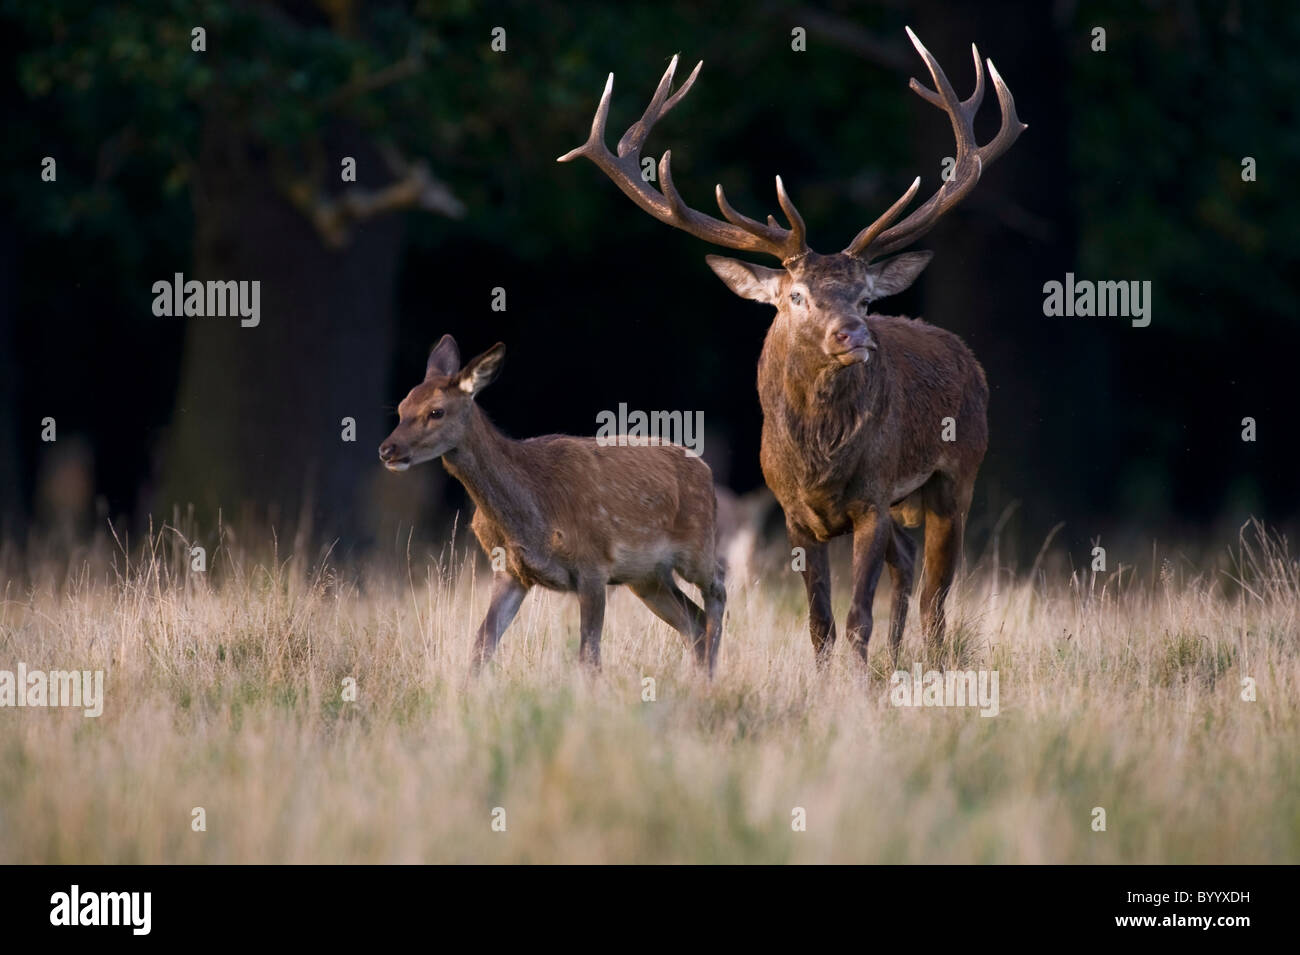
379,336 -> 726,673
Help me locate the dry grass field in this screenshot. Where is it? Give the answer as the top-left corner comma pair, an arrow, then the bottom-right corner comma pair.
1,519 -> 1297,864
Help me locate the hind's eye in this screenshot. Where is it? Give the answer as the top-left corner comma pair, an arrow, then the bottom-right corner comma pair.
427,409 -> 444,422
858,298 -> 871,310
790,290 -> 804,305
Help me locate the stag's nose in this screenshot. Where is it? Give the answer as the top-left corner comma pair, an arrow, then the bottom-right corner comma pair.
828,322 -> 875,365
378,442 -> 399,462
833,323 -> 874,351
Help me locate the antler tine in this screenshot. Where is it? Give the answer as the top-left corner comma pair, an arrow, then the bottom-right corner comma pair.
844,176 -> 921,257
658,150 -> 704,224
715,182 -> 770,233
775,176 -> 807,254
908,43 -> 985,120
710,178 -> 808,263
845,27 -> 1026,262
617,56 -> 701,158
966,44 -> 986,114
906,27 -> 976,155
910,45 -> 1023,171
979,59 -> 1026,166
557,73 -> 614,165
558,57 -> 811,262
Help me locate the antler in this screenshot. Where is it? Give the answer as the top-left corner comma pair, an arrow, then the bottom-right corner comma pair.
845,26 -> 1026,261
558,56 -> 810,264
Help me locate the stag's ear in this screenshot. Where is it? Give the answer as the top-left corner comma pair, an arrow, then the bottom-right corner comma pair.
454,343 -> 506,396
705,255 -> 785,305
866,251 -> 934,300
426,334 -> 461,381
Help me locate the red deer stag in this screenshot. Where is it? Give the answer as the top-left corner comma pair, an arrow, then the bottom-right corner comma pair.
379,336 -> 726,673
559,28 -> 1024,663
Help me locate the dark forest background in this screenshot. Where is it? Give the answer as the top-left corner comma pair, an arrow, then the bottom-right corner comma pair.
2,0 -> 1297,569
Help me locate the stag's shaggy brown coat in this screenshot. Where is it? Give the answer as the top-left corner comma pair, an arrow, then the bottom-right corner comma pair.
561,27 -> 1023,663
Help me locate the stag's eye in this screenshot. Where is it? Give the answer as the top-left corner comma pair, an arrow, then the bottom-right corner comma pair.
789,290 -> 804,305
427,409 -> 445,422
858,297 -> 871,310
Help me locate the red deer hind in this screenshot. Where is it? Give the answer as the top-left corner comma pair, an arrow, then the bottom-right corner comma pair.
379,336 -> 726,674
559,28 -> 1025,663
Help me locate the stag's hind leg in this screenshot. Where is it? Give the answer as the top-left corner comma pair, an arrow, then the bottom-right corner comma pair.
919,473 -> 971,647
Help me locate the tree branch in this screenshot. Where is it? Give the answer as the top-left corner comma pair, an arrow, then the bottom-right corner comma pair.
780,7 -> 911,70
281,142 -> 464,248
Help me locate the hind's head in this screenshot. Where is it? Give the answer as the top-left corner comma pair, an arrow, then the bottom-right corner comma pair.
378,335 -> 505,470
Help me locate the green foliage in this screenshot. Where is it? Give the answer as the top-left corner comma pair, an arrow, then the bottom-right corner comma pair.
6,1 -> 1299,537
1069,1 -> 1300,335
3,0 -> 912,262
8,1 -> 1295,315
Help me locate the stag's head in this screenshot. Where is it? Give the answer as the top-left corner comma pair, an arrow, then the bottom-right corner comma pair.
704,250 -> 934,366
558,27 -> 1025,369
378,336 -> 505,470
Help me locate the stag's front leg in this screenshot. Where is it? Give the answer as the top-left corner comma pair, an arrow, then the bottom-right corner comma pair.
472,573 -> 528,672
789,524 -> 835,664
846,508 -> 892,667
886,525 -> 917,664
576,575 -> 607,669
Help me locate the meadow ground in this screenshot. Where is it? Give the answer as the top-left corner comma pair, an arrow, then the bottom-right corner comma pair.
0,520 -> 1297,863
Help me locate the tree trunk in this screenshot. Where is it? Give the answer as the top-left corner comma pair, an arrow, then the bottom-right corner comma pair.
159,116 -> 405,550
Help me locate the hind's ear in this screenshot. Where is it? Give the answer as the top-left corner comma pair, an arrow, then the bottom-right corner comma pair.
426,334 -> 461,380
705,255 -> 784,305
866,251 -> 934,300
454,343 -> 506,396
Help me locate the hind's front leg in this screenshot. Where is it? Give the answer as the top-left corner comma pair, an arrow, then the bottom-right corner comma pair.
471,573 -> 528,671
576,575 -> 607,669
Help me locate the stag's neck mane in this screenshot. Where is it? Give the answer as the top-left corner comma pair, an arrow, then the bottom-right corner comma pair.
758,317 -> 888,466
759,317 -> 887,418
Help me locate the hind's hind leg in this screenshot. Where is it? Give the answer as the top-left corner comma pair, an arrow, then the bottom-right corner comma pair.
701,561 -> 727,677
630,573 -> 707,662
